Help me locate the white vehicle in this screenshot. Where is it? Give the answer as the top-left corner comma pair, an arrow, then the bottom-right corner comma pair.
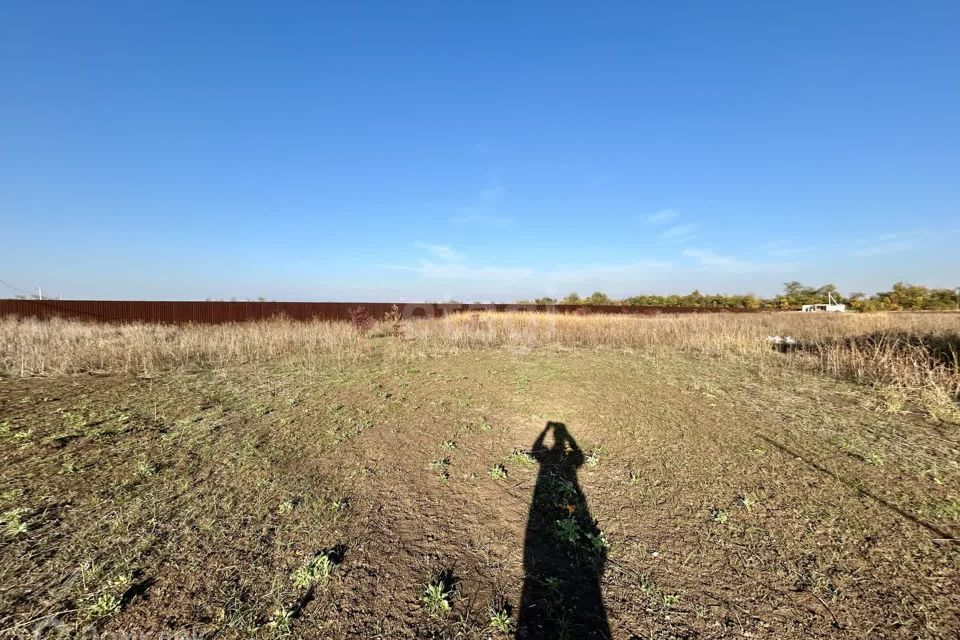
801,292 -> 846,313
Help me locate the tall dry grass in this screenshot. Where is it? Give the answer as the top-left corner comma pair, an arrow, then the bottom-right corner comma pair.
412,311 -> 960,415
1,312 -> 957,420
0,316 -> 367,375
405,308 -> 960,349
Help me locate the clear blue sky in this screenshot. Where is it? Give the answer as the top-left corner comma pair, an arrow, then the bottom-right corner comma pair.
2,1 -> 958,301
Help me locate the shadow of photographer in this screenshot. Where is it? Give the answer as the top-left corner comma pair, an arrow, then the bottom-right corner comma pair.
518,421 -> 611,639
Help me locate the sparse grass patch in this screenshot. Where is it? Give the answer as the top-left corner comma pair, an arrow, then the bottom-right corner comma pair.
586,530 -> 609,554
88,593 -> 122,620
506,447 -> 536,467
329,497 -> 349,514
2,507 -> 30,537
267,606 -> 293,634
135,460 -> 159,478
710,508 -> 730,524
931,497 -> 960,521
638,573 -> 659,598
421,576 -> 453,618
585,446 -> 604,468
489,606 -> 512,634
554,518 -> 580,544
488,463 -> 508,480
292,553 -> 333,589
430,457 -> 451,481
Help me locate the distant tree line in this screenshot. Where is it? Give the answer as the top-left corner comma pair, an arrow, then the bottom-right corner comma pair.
517,282 -> 960,311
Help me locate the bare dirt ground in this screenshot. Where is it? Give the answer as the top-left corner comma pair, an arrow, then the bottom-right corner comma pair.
2,346 -> 958,639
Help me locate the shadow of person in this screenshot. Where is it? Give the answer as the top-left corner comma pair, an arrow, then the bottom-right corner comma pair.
518,422 -> 611,639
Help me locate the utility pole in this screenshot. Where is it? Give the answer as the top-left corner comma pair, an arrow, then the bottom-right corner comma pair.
37,286 -> 42,301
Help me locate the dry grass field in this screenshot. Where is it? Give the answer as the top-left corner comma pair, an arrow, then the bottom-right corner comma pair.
1,312 -> 958,639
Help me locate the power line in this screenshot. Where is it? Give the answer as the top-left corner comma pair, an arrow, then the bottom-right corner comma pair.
0,279 -> 40,298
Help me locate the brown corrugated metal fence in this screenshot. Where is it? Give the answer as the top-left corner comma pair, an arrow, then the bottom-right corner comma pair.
0,299 -> 761,324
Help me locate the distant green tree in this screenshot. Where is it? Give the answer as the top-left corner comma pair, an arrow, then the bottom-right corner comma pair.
562,293 -> 581,304
888,282 -> 927,309
928,287 -> 959,309
847,292 -> 866,312
815,284 -> 838,299
781,281 -> 816,306
584,291 -> 612,305
782,281 -> 807,297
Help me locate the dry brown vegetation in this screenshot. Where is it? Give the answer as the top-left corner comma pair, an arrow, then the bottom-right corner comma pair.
2,312 -> 957,422
2,312 -> 959,639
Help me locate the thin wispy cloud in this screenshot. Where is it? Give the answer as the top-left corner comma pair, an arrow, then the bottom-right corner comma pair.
645,209 -> 679,224
850,242 -> 913,257
682,249 -> 744,267
872,228 -> 926,242
385,258 -> 674,287
768,245 -> 817,257
682,248 -> 796,274
387,261 -> 534,282
414,242 -> 461,261
659,223 -> 699,242
849,228 -> 928,257
382,249 -> 819,298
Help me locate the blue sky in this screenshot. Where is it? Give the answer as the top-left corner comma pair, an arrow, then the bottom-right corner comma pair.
2,1 -> 958,301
